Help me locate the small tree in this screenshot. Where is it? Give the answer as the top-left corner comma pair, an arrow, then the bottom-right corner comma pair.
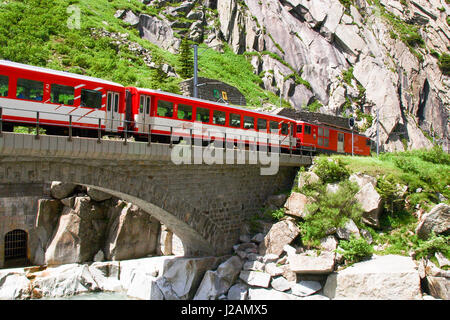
178,36 -> 194,79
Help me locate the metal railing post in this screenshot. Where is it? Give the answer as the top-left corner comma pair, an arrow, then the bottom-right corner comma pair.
68,115 -> 72,141
0,107 -> 3,137
97,118 -> 101,143
148,124 -> 152,147
124,120 -> 127,145
35,112 -> 40,139
170,126 -> 173,149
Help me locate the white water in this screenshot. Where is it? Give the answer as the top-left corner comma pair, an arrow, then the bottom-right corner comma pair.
39,292 -> 138,300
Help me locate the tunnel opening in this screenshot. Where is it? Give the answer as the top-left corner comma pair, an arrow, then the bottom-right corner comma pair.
4,229 -> 30,268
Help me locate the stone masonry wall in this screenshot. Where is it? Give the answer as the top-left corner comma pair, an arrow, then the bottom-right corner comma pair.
0,158 -> 297,257
0,183 -> 50,268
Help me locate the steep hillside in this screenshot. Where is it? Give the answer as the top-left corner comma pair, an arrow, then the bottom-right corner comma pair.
0,0 -> 449,152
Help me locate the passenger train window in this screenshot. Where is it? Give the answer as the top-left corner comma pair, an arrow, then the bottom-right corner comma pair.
157,100 -> 174,118
270,121 -> 279,133
318,127 -> 323,136
81,89 -> 102,109
0,75 -> 9,97
318,138 -> 323,146
305,125 -> 311,135
139,96 -> 144,113
213,110 -> 226,125
16,78 -> 44,101
146,97 -> 150,114
297,125 -> 302,133
366,139 -> 371,146
229,113 -> 241,128
196,107 -> 210,123
324,128 -> 329,137
51,84 -> 74,105
257,119 -> 267,131
178,104 -> 193,120
244,116 -> 254,130
281,123 -> 289,135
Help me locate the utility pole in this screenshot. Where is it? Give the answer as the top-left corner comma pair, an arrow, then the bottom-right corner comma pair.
193,44 -> 198,98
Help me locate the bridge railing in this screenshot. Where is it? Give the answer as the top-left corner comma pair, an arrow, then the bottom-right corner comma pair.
0,106 -> 300,156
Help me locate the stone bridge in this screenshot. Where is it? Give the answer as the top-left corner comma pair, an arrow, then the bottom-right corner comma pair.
0,132 -> 311,261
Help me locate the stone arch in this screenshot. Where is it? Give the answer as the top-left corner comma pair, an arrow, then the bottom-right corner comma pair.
0,155 -> 297,257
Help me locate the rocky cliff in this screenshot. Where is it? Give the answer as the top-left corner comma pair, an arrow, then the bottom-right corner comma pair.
117,0 -> 449,152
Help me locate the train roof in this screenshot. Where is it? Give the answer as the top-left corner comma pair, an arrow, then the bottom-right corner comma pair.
0,60 -> 124,88
132,87 -> 295,122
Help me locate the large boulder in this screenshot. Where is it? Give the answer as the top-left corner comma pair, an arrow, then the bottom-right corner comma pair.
0,270 -> 31,299
50,181 -> 77,199
415,203 -> 450,239
298,171 -> 320,189
31,264 -> 99,298
354,182 -> 383,228
239,270 -> 271,288
426,276 -> 450,300
29,199 -> 63,265
127,273 -> 164,300
288,251 -> 336,274
104,202 -> 160,261
259,218 -> 300,256
284,192 -> 312,218
193,256 -> 243,300
323,255 -> 422,300
86,187 -> 112,202
45,197 -> 109,265
156,257 -> 221,300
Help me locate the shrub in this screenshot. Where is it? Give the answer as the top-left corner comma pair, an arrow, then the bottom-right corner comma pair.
413,233 -> 450,261
299,180 -> 362,247
338,236 -> 373,264
313,156 -> 350,184
376,174 -> 403,214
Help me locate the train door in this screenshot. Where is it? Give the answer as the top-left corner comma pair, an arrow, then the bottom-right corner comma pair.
337,132 -> 345,153
138,95 -> 152,133
106,91 -> 120,132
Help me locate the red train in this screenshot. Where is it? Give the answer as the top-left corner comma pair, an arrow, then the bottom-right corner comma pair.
0,60 -> 371,156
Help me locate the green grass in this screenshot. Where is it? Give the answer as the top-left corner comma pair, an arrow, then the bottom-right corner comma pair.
0,0 -> 286,108
199,45 -> 291,108
314,149 -> 450,260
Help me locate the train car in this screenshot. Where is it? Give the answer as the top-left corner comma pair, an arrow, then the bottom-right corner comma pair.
0,60 -> 126,135
295,121 -> 371,156
126,87 -> 297,150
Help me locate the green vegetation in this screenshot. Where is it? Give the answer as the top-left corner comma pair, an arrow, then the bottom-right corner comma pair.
298,179 -> 363,248
0,0 -> 287,109
342,67 -> 354,86
438,53 -> 450,76
178,36 -> 194,79
370,0 -> 426,62
313,156 -> 350,184
337,236 -> 374,264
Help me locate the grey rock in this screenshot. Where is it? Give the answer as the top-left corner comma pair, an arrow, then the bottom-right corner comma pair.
416,203 -> 450,239
324,255 -> 422,299
271,276 -> 291,292
290,280 -> 322,297
227,283 -> 248,300
259,218 -> 300,256
239,271 -> 271,288
50,181 -> 77,199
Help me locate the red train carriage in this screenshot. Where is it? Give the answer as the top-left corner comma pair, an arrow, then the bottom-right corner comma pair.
295,121 -> 371,156
0,60 -> 126,135
126,87 -> 298,150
